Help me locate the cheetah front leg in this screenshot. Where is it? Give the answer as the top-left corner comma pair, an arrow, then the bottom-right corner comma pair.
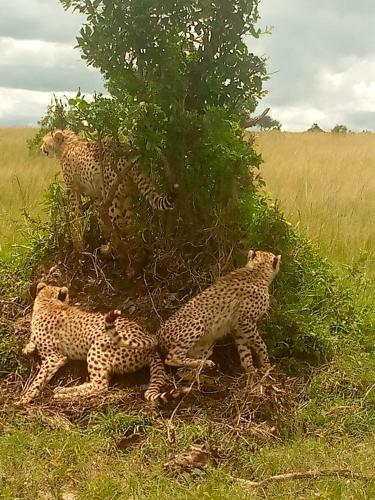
144,352 -> 191,402
234,319 -> 271,373
144,352 -> 172,402
18,354 -> 68,405
108,182 -> 133,236
69,189 -> 85,250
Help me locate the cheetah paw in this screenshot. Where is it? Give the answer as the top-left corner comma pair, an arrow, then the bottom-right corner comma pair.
204,359 -> 216,369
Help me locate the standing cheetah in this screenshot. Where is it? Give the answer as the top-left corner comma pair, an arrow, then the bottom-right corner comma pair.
156,250 -> 281,374
19,282 -> 171,405
41,129 -> 177,239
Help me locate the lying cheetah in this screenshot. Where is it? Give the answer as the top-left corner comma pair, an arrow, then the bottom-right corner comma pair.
19,282 -> 171,405
157,250 -> 281,374
41,129 -> 177,238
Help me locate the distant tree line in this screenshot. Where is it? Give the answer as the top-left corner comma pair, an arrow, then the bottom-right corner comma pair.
306,123 -> 358,133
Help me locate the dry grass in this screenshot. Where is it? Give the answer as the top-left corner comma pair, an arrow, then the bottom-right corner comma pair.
256,131 -> 375,266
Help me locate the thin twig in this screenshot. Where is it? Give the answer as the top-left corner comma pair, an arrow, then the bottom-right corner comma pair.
0,300 -> 24,308
165,376 -> 196,444
143,272 -> 162,322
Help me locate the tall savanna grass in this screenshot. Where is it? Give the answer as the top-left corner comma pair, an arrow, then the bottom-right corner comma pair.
0,128 -> 58,253
256,131 -> 375,269
0,128 -> 374,273
1,129 -> 374,498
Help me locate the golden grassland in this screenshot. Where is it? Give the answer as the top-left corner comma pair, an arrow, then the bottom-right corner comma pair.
256,130 -> 375,267
1,128 -> 374,270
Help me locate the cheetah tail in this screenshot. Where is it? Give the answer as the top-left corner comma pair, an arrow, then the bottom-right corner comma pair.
104,309 -> 124,346
22,341 -> 37,355
104,310 -> 157,350
130,165 -> 179,211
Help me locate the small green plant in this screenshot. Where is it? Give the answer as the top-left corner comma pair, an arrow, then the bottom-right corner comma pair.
27,95 -> 70,151
92,410 -> 152,436
0,218 -> 50,299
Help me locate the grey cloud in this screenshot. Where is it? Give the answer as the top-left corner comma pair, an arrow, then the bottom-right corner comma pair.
0,0 -> 374,129
0,115 -> 39,126
0,0 -> 84,43
344,111 -> 375,131
250,0 -> 375,129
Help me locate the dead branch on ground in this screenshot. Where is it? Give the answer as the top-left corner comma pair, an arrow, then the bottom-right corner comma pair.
229,468 -> 373,488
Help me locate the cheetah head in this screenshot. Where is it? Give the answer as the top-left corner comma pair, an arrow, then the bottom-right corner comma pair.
41,129 -> 65,157
36,282 -> 70,304
41,128 -> 79,157
247,250 -> 281,278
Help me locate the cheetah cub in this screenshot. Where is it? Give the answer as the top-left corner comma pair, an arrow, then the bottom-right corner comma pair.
157,250 -> 281,374
19,282 -> 171,405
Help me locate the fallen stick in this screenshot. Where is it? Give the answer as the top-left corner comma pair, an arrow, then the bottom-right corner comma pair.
229,468 -> 372,488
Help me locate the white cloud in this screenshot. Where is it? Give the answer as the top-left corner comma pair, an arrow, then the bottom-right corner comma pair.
0,0 -> 84,43
265,58 -> 375,131
0,87 -> 88,126
266,107 -> 327,132
320,59 -> 375,112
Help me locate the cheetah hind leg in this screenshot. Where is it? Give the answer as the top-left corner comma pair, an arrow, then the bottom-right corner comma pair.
164,347 -> 215,370
144,352 -> 190,403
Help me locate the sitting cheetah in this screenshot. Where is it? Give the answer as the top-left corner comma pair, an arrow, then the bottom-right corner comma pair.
157,250 -> 281,374
41,128 -> 177,239
19,282 -> 172,405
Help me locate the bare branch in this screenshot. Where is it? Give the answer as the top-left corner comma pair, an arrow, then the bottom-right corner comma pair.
241,107 -> 270,129
229,468 -> 372,488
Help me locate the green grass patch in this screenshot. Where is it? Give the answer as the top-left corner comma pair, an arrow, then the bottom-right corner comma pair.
1,418 -> 375,499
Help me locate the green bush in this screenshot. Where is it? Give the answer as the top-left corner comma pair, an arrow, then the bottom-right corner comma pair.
0,323 -> 23,374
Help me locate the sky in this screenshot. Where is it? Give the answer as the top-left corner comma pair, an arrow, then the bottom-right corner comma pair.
0,0 -> 374,131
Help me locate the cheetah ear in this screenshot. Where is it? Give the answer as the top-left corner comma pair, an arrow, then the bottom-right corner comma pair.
272,255 -> 281,269
57,286 -> 68,302
36,282 -> 47,293
53,130 -> 64,145
247,249 -> 256,261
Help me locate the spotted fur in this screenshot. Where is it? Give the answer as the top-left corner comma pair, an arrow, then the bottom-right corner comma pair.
104,309 -> 190,401
157,250 -> 281,373
19,283 -> 171,404
41,129 -> 177,238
